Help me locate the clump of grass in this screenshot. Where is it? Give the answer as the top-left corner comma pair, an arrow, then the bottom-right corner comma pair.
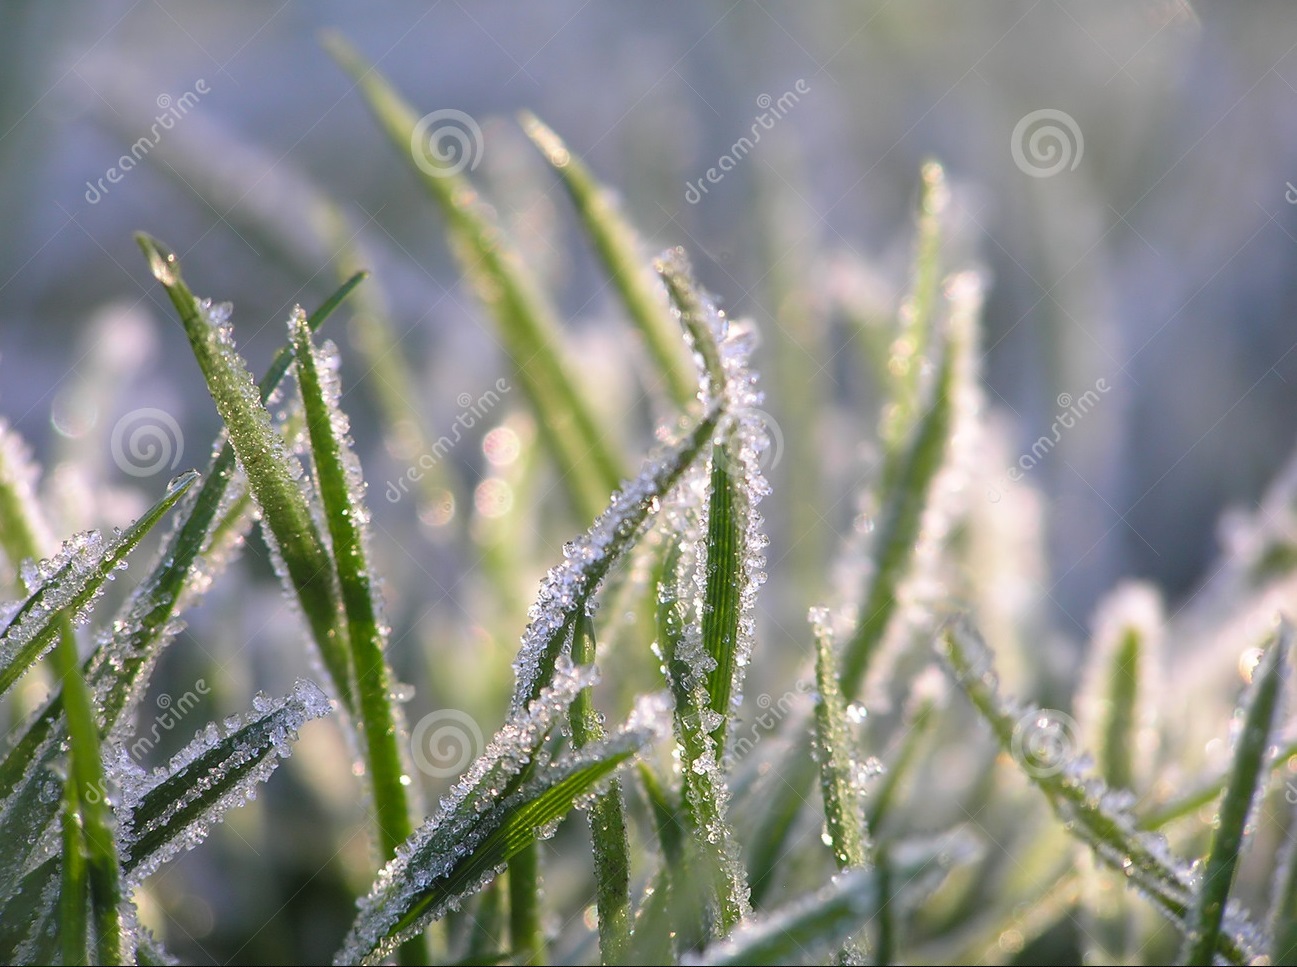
2,32 -> 1296,967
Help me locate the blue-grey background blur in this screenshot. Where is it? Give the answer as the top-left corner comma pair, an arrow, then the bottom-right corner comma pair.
1,1 -> 1295,961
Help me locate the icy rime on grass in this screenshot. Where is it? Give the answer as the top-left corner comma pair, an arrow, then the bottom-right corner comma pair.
939,619 -> 1265,965
508,402 -> 722,713
336,662 -> 658,966
0,471 -> 199,701
115,679 -> 333,883
138,233 -> 355,716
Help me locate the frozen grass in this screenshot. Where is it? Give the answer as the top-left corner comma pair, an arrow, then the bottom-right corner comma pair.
1,33 -> 1296,967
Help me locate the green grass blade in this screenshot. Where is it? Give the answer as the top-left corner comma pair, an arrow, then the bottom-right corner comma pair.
136,233 -> 355,715
659,546 -> 750,936
1179,622 -> 1289,966
569,614 -> 632,964
322,32 -> 625,522
0,471 -> 198,701
51,618 -> 125,965
58,789 -> 89,966
685,868 -> 874,967
520,113 -> 695,410
701,445 -> 743,749
939,619 -> 1260,965
654,250 -> 726,402
811,616 -> 869,872
1269,801 -> 1297,964
120,680 -> 333,882
289,309 -> 415,863
337,666 -> 653,966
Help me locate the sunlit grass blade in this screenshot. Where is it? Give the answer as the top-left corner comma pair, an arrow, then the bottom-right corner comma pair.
118,679 -> 333,883
289,309 -> 415,865
0,471 -> 199,701
939,618 -> 1261,965
323,32 -> 625,522
568,614 -> 632,963
700,446 -> 743,749
654,250 -> 726,402
520,112 -> 695,410
811,614 -> 869,873
136,233 -> 355,715
336,664 -> 655,966
1179,621 -> 1288,966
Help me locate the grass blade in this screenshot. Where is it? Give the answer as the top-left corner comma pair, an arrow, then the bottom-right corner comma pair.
336,663 -> 654,966
700,445 -> 743,748
811,614 -> 869,872
1179,621 -> 1288,965
684,868 -> 874,967
136,233 -> 355,715
0,471 -> 199,701
289,309 -> 416,860
940,618 -> 1261,965
323,32 -> 625,522
118,679 -> 333,883
521,113 -> 695,409
569,614 -> 632,963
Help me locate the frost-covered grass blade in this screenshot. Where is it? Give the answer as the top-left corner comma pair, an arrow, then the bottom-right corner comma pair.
0,470 -> 198,700
137,233 -> 355,715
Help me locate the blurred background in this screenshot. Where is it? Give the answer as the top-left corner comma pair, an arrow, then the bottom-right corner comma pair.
2,1 -> 1297,962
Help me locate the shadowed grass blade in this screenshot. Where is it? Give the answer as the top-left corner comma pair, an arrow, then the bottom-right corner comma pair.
323,32 -> 625,523
1180,621 -> 1288,965
137,234 -> 354,715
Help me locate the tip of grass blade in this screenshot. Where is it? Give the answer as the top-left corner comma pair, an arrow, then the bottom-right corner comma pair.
135,233 -> 179,285
518,111 -> 569,168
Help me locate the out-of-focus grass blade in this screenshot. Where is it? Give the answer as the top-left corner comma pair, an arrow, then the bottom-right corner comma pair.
323,32 -> 625,523
1179,622 -> 1288,966
0,471 -> 198,701
1269,802 -> 1297,965
939,619 -> 1260,966
137,233 -> 355,715
811,617 -> 869,872
684,868 -> 874,967
520,112 -> 695,410
568,614 -> 632,963
289,310 -> 415,866
655,251 -> 725,402
120,679 -> 333,883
